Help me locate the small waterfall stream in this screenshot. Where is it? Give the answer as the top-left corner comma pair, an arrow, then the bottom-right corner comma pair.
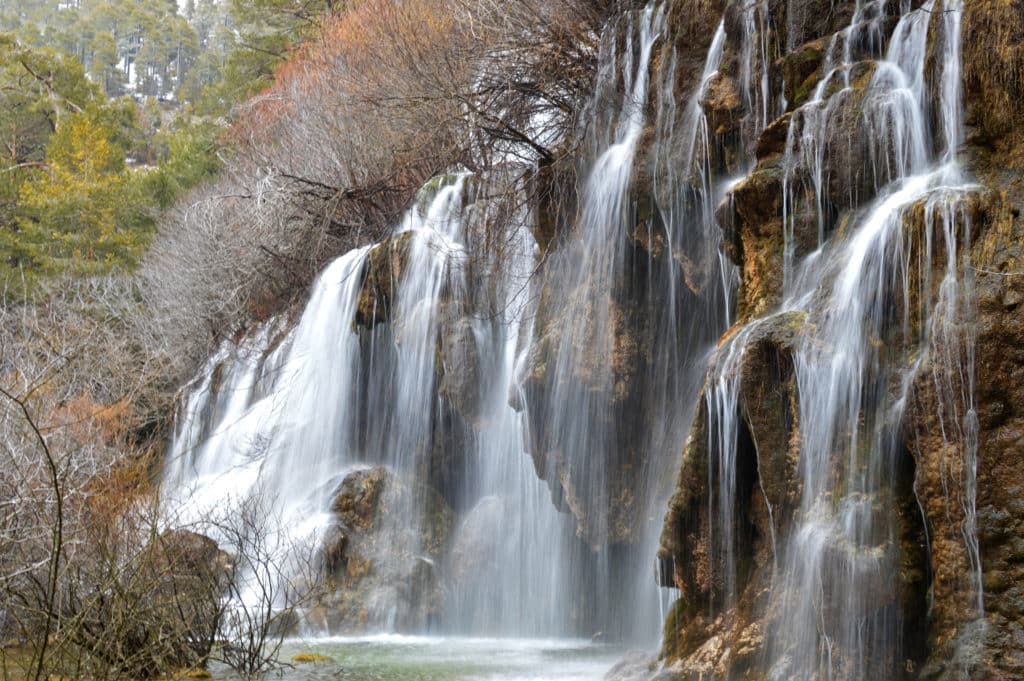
689,0 -> 983,677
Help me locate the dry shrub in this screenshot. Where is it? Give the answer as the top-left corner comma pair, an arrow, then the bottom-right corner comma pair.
962,0 -> 1024,158
140,0 -> 611,395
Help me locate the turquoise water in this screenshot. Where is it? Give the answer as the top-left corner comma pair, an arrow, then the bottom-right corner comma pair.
253,637 -> 629,681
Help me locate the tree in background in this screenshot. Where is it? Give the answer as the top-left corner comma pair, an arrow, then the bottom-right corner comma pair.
13,102 -> 148,281
0,0 -> 222,103
0,36 -> 222,293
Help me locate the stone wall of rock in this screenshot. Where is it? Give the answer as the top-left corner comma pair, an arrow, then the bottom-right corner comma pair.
310,466 -> 453,632
655,0 -> 1024,677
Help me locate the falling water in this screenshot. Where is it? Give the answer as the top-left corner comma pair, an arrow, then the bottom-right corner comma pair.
520,0 -> 746,641
163,0 -> 741,644
685,0 -> 984,676
164,156 -> 607,636
163,179 -> 481,628
520,3 -> 668,639
161,0 -> 983,670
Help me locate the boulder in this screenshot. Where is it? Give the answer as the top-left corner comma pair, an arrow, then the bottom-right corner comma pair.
314,466 -> 453,632
331,466 -> 387,530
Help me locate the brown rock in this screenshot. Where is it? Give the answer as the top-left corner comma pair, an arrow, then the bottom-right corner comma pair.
354,231 -> 414,329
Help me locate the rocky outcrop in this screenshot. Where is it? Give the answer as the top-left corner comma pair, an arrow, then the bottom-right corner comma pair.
65,530 -> 231,678
522,279 -> 651,545
521,202 -> 696,547
311,466 -> 453,632
658,313 -> 803,677
657,0 -> 1024,677
355,231 -> 414,329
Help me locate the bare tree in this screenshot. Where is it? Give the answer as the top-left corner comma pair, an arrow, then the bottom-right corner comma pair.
210,494 -> 324,680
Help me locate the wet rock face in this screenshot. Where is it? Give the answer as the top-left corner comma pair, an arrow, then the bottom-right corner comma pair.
659,313 -> 802,667
355,231 -> 415,329
959,182 -> 1024,676
438,315 -> 484,427
331,466 -> 387,530
522,210 -> 690,547
656,0 -> 1024,676
313,466 -> 453,632
702,72 -> 744,135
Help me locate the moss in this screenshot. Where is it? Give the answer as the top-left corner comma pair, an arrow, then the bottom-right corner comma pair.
962,0 -> 1024,149
660,596 -> 689,661
416,172 -> 476,213
290,653 -> 335,663
781,38 -> 826,109
659,595 -> 713,663
791,74 -> 816,108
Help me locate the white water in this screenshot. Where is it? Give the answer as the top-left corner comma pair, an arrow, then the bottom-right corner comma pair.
693,0 -> 984,677
163,0 -> 737,644
163,166 -> 585,636
163,179 -> 479,625
161,0 -> 983,674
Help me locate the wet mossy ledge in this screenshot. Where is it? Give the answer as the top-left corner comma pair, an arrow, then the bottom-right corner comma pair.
289,653 -> 335,664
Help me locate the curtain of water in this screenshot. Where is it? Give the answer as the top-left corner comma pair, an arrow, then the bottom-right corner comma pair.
691,0 -> 982,676
162,0 -> 981,661
163,181 -> 476,627
164,0 -> 740,642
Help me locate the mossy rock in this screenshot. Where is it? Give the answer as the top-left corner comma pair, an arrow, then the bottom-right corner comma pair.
727,159 -> 785,231
354,231 -> 415,329
779,38 -> 826,110
754,112 -> 794,160
332,467 -> 387,530
415,171 -> 475,213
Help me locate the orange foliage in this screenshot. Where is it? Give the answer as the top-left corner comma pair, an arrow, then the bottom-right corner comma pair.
82,452 -> 155,524
57,392 -> 133,444
229,0 -> 465,151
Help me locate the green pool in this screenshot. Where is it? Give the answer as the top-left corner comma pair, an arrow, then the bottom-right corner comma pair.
250,636 -> 631,681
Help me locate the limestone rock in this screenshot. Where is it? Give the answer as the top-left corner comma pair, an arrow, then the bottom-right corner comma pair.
355,231 -> 415,329
314,466 -> 453,632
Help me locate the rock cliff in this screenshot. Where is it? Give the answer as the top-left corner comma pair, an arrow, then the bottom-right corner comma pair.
655,0 -> 1024,678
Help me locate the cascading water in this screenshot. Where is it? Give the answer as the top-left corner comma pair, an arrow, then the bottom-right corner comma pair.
163,0 -> 739,646
160,0 -> 987,673
519,0 -> 745,642
520,3 -> 670,638
163,164 -> 592,636
679,0 -> 985,676
164,178 -> 483,628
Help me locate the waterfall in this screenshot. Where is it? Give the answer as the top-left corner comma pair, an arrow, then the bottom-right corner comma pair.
163,160 -> 596,635
679,0 -> 984,676
162,244 -> 373,553
519,0 -> 745,641
521,3 -> 669,638
163,179 -> 485,628
160,0 -> 984,668
162,0 -> 739,643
